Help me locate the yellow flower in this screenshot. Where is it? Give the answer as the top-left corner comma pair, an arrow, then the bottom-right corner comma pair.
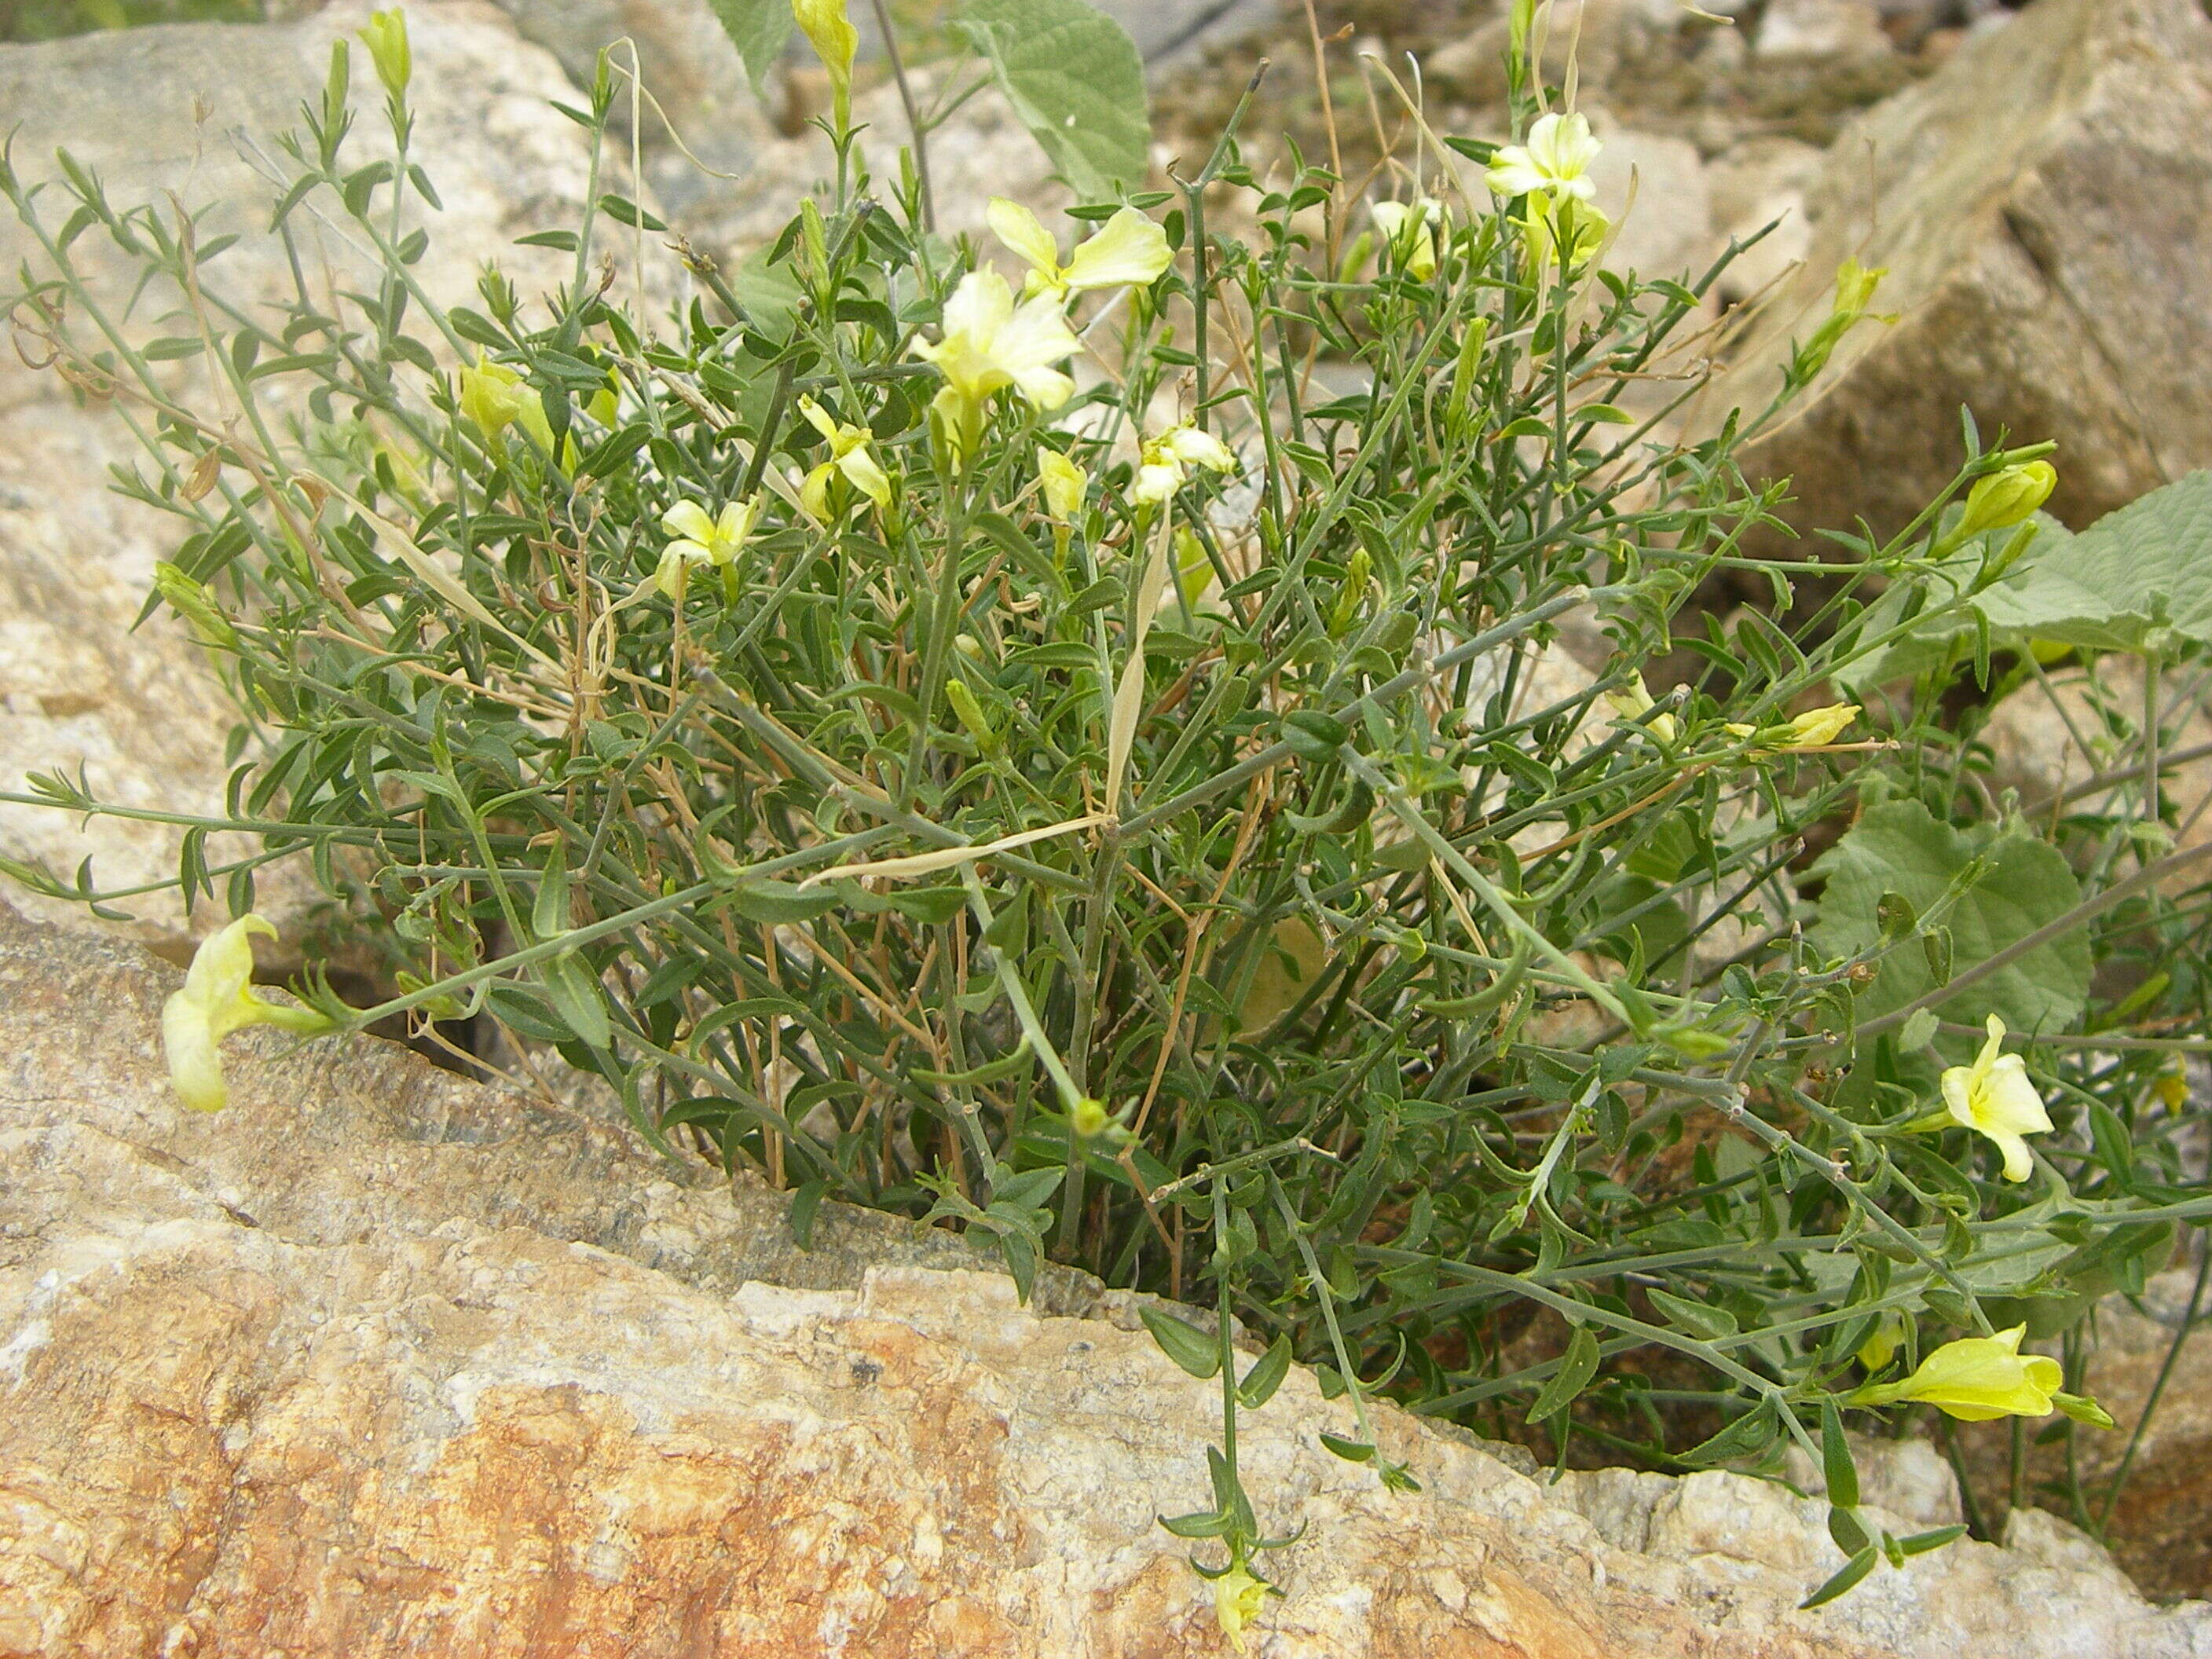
1856,1311 -> 1907,1376
1955,461 -> 2057,541
1523,197 -> 1610,273
794,0 -> 858,124
796,397 -> 891,522
357,7 -> 411,100
1941,1014 -> 2053,1183
1037,446 -> 1088,524
458,353 -> 555,456
1793,258 -> 1892,383
1602,672 -> 1678,745
162,915 -> 333,1113
1852,1324 -> 2062,1421
1370,197 -> 1444,280
914,269 -> 1082,468
987,199 -> 1172,299
1725,703 -> 1858,752
1212,1563 -> 1269,1654
1485,111 -> 1602,203
657,496 -> 761,599
1132,422 -> 1237,506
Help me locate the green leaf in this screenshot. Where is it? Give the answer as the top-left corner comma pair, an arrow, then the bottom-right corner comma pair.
1896,1522 -> 1970,1557
1821,1401 -> 1859,1510
1644,1286 -> 1738,1341
1238,1335 -> 1293,1408
1527,1324 -> 1600,1423
1799,1544 -> 1880,1610
540,951 -> 612,1050
954,0 -> 1150,201
1808,800 -> 2091,1032
1979,471 -> 2212,650
709,0 -> 794,97
1318,1430 -> 1376,1461
1138,1304 -> 1221,1379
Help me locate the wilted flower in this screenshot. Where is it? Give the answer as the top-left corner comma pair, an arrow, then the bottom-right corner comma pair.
657,496 -> 761,599
163,915 -> 333,1113
914,269 -> 1082,467
1211,1562 -> 1269,1654
1941,1014 -> 2053,1183
1853,1324 -> 2062,1421
1132,422 -> 1236,506
1603,672 -> 1678,745
1036,446 -> 1088,523
1371,196 -> 1444,280
1485,111 -> 1602,203
796,397 -> 891,522
458,353 -> 555,455
987,199 -> 1172,299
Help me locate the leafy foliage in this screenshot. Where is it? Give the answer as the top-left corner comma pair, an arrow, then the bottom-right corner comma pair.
3,1 -> 2208,1615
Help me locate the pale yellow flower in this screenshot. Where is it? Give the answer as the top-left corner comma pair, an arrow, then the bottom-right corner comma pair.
1485,111 -> 1602,203
914,269 -> 1082,467
1725,703 -> 1859,752
1370,196 -> 1444,280
796,397 -> 891,522
357,8 -> 411,99
162,915 -> 333,1113
458,353 -> 555,455
987,199 -> 1172,299
1132,422 -> 1236,506
794,0 -> 858,123
1037,447 -> 1088,524
657,496 -> 761,599
1954,461 -> 2057,541
1603,672 -> 1678,745
1853,1324 -> 2061,1421
1940,1014 -> 2053,1183
1212,1563 -> 1269,1654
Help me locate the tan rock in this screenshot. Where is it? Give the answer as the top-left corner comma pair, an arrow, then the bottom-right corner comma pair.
1699,0 -> 2212,544
0,3 -> 672,952
3,897 -> 2210,1656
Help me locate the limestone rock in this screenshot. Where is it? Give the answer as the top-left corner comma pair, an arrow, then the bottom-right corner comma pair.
1707,136 -> 1826,309
0,3 -> 666,952
1756,0 -> 1895,65
1700,0 -> 2212,544
4,896 -> 2211,1657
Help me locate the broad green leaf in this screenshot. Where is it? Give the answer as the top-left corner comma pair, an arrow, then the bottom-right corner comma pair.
1978,471 -> 2212,650
1238,1335 -> 1293,1408
709,0 -> 794,97
954,0 -> 1150,201
1808,800 -> 2090,1032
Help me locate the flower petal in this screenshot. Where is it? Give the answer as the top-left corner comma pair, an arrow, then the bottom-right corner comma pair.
1485,146 -> 1546,198
662,500 -> 716,543
942,269 -> 1014,343
1011,364 -> 1074,411
837,445 -> 892,510
800,461 -> 836,523
1062,208 -> 1172,291
987,196 -> 1062,281
798,395 -> 841,443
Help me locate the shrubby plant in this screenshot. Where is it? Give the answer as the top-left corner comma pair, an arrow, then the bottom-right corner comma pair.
6,0 -> 2210,1628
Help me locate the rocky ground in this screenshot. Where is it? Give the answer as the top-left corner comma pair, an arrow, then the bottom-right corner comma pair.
6,895 -> 2212,1656
2,0 -> 2212,1644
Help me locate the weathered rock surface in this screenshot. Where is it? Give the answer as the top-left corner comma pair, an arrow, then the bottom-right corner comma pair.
1701,0 -> 2212,542
0,3 -> 659,952
5,896 -> 2212,1657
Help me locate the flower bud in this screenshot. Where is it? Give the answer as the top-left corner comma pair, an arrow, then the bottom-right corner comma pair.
1954,460 -> 2057,540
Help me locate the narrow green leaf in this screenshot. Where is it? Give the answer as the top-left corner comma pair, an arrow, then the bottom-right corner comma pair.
1527,1324 -> 1601,1423
1238,1335 -> 1293,1409
1138,1304 -> 1222,1379
1821,1401 -> 1859,1510
1799,1545 -> 1880,1610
